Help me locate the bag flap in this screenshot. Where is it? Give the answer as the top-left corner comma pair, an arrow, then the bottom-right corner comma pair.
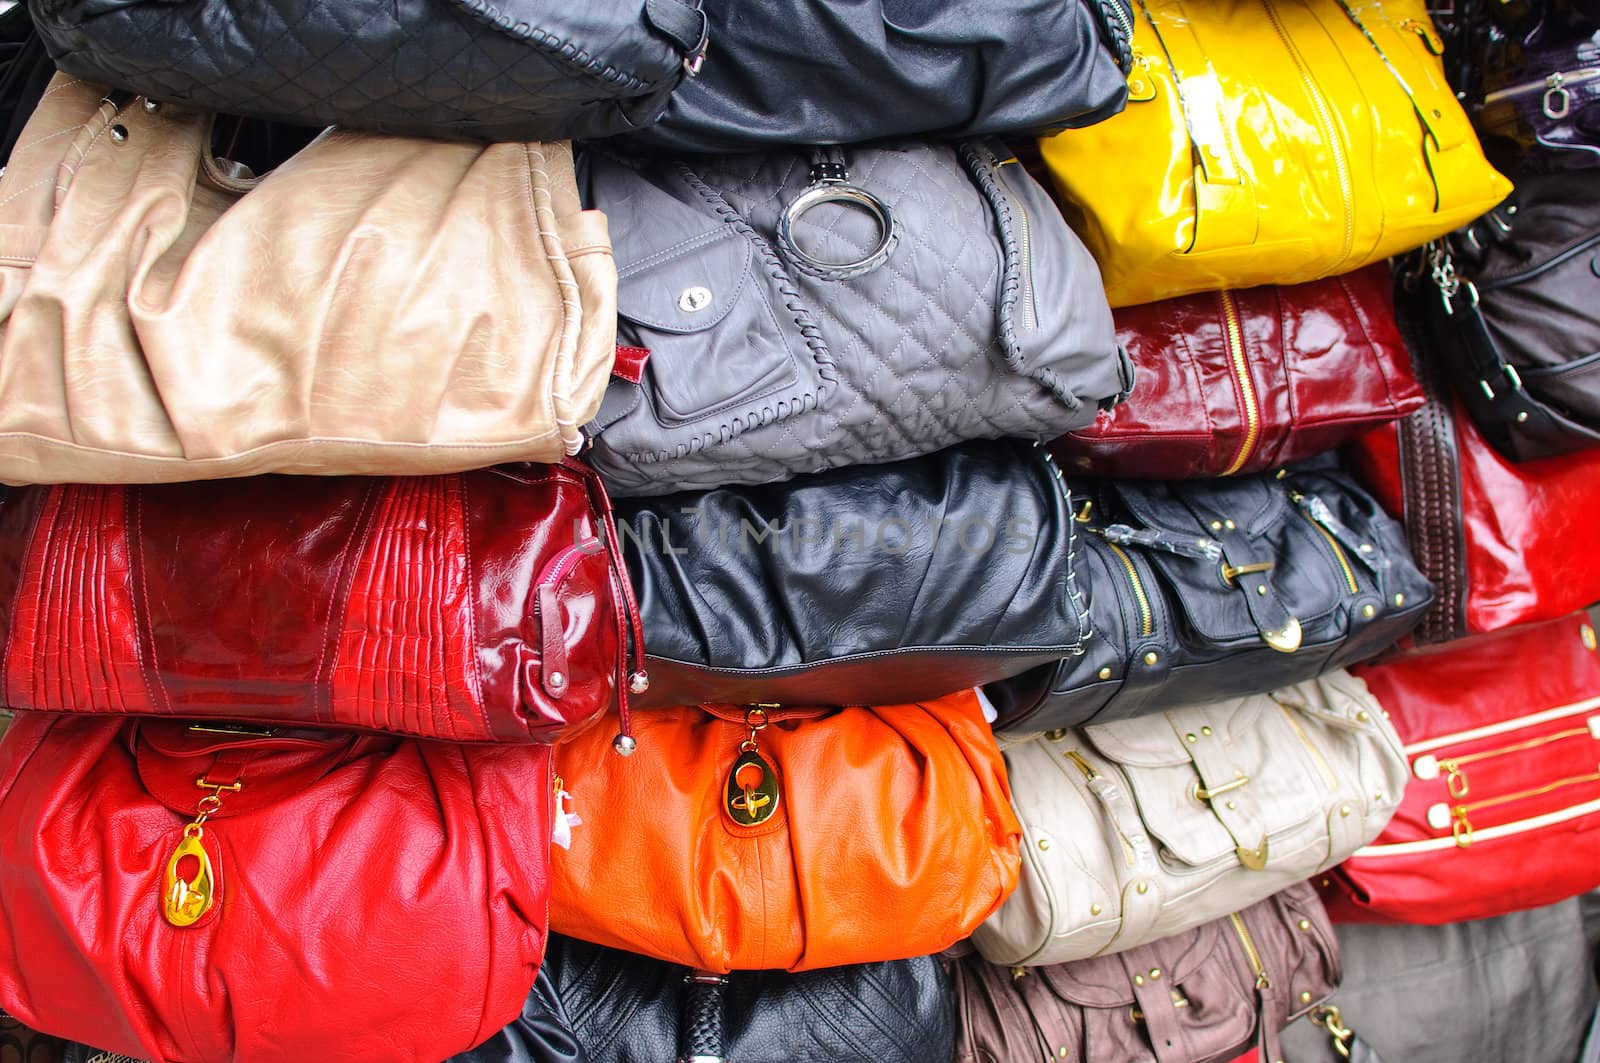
1034,922 -> 1223,1006
1108,477 -> 1343,644
585,153 -> 836,453
1083,697 -> 1328,867
135,721 -> 370,818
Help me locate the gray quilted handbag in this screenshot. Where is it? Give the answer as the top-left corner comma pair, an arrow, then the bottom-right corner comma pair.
28,0 -> 709,141
581,140 -> 1132,496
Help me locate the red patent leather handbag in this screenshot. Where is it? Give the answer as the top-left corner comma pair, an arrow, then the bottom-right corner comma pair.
1346,319 -> 1600,642
1053,264 -> 1424,479
1322,613 -> 1600,924
0,460 -> 646,746
0,711 -> 555,1062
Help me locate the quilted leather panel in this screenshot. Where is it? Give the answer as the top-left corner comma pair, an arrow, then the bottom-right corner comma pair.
585,140 -> 1126,495
30,0 -> 697,140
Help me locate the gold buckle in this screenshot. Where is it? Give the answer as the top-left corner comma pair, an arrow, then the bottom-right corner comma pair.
1195,774 -> 1249,801
1221,560 -> 1274,584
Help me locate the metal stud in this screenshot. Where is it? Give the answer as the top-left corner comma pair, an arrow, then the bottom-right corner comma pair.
1225,800 -> 1237,810
1356,710 -> 1370,723
1038,838 -> 1052,851
1090,903 -> 1103,916
1298,919 -> 1311,931
547,670 -> 566,689
1362,604 -> 1376,618
142,99 -> 161,113
1201,726 -> 1212,736
1358,543 -> 1374,554
1136,881 -> 1149,894
1185,733 -> 1198,744
1393,593 -> 1406,607
1224,519 -> 1236,530
1097,666 -> 1113,680
1143,651 -> 1159,666
1134,974 -> 1145,986
1046,728 -> 1068,742
1339,805 -> 1351,817
1256,585 -> 1267,595
109,124 -> 129,143
1301,991 -> 1313,1004
612,733 -> 637,756
1057,1048 -> 1069,1059
1149,968 -> 1162,980
628,671 -> 650,694
1209,520 -> 1223,531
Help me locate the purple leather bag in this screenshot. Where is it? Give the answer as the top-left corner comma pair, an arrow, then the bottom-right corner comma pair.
951,882 -> 1339,1063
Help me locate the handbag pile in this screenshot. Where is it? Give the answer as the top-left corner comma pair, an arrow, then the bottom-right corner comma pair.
0,0 -> 1593,1061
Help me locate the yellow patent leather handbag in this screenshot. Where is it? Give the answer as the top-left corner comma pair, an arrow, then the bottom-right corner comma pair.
1039,0 -> 1512,307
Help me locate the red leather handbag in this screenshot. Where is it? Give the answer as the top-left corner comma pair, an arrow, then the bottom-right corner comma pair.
1322,613 -> 1600,924
0,461 -> 646,746
1053,264 -> 1424,479
1347,362 -> 1600,643
0,711 -> 555,1062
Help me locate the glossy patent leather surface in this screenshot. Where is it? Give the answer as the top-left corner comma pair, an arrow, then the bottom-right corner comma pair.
1039,0 -> 1511,306
0,462 -> 641,743
985,460 -> 1432,733
619,440 -> 1087,709
1325,614 -> 1600,924
459,936 -> 953,1063
0,713 -> 554,1063
549,692 -> 1021,973
1056,265 -> 1424,478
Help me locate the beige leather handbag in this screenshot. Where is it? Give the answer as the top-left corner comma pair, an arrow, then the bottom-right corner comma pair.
0,76 -> 617,484
974,670 -> 1407,966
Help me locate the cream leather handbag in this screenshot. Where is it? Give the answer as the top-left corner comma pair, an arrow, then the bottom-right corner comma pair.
0,76 -> 617,484
974,670 -> 1406,966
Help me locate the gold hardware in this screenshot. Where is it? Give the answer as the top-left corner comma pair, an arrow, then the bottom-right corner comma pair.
1195,773 -> 1249,800
1090,903 -> 1103,916
1064,749 -> 1100,781
1221,560 -> 1274,584
1134,974 -> 1144,986
1097,667 -> 1113,680
1229,911 -> 1271,989
1224,520 -> 1236,530
1433,766 -> 1600,847
1361,604 -> 1376,618
1143,651 -> 1159,666
1136,881 -> 1148,894
1225,800 -> 1237,810
1312,1004 -> 1356,1059
1260,616 -> 1304,653
1301,509 -> 1359,594
1126,50 -> 1156,102
1010,966 -> 1028,981
1131,993 -> 1190,1022
1583,623 -> 1597,651
1185,732 -> 1197,744
1393,593 -> 1406,607
725,710 -> 780,827
1298,919 -> 1311,930
1235,838 -> 1270,870
1339,804 -> 1351,817
161,776 -> 241,927
1256,585 -> 1267,595
1201,726 -> 1212,736
1074,500 -> 1095,523
1209,520 -> 1223,531
1149,968 -> 1161,980
1356,711 -> 1370,723
1218,290 -> 1261,475
1045,728 -> 1068,741
1057,1048 -> 1069,1059
1038,838 -> 1052,851
1107,543 -> 1154,638
186,722 -> 277,736
1301,991 -> 1313,1004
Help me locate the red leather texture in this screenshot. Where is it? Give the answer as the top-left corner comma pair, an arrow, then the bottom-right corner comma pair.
1347,394 -> 1600,639
1324,614 -> 1600,924
0,461 -> 644,743
1054,265 -> 1423,479
0,711 -> 554,1062
550,692 -> 1022,973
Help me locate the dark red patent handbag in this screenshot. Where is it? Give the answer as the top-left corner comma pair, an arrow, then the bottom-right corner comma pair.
0,460 -> 646,746
1322,612 -> 1600,924
0,711 -> 555,1062
1053,264 -> 1424,479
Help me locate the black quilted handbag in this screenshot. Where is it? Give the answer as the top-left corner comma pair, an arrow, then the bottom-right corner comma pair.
450,935 -> 955,1063
985,457 -> 1433,733
27,0 -> 708,141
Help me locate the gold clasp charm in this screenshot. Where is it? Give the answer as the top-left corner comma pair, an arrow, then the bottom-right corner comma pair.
161,776 -> 239,927
725,707 -> 780,827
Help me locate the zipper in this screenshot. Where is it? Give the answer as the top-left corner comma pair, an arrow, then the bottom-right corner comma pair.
1435,769 -> 1600,846
997,158 -> 1039,330
1403,696 -> 1600,758
1228,912 -> 1272,990
1413,720 -> 1600,797
1217,290 -> 1260,476
1296,507 -> 1359,594
535,538 -> 600,592
1105,542 -> 1154,638
1278,703 -> 1339,792
1482,66 -> 1600,119
1352,797 -> 1600,856
1104,0 -> 1134,51
1263,0 -> 1355,269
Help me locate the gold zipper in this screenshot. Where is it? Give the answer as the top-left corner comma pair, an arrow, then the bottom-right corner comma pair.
1106,542 -> 1154,638
1299,511 -> 1358,594
1263,0 -> 1355,269
1417,724 -> 1598,799
1278,703 -> 1339,792
1065,749 -> 1101,781
1217,290 -> 1259,476
1439,769 -> 1600,846
1228,911 -> 1272,990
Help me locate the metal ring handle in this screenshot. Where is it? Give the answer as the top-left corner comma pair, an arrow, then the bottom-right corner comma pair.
775,182 -> 896,281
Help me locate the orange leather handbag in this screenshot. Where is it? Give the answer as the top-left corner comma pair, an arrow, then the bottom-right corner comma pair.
549,691 -> 1021,973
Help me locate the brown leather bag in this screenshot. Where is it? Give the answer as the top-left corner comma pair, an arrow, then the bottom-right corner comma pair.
0,76 -> 617,484
952,881 -> 1339,1063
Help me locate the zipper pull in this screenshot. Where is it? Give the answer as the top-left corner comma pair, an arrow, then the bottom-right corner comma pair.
1290,491 -> 1384,578
725,707 -> 780,827
162,775 -> 240,927
1097,523 -> 1223,563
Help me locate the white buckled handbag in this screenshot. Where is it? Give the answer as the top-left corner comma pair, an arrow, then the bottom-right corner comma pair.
975,670 -> 1407,966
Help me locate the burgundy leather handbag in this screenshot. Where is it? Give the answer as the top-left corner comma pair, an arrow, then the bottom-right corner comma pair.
1053,264 -> 1424,479
0,711 -> 556,1062
1346,301 -> 1600,643
1322,612 -> 1600,924
0,461 -> 647,746
952,881 -> 1340,1063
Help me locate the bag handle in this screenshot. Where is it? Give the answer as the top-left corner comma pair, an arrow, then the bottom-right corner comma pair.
1134,0 -> 1260,256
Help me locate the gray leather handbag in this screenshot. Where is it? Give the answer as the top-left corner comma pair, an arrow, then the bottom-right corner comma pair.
581,140 -> 1132,496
